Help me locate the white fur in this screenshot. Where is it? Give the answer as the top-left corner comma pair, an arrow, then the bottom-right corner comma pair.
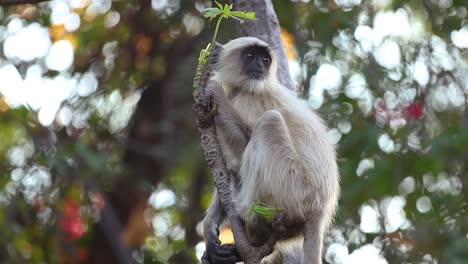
206,37 -> 340,264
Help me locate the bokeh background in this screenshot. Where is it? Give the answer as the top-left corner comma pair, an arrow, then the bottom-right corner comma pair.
0,0 -> 466,263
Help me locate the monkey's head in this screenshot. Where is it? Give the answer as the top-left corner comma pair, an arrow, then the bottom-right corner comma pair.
213,37 -> 279,95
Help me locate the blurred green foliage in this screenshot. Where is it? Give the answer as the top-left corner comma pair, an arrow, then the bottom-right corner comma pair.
0,0 -> 466,264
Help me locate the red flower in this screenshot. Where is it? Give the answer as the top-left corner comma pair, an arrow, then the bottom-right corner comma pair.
64,200 -> 80,218
406,102 -> 424,120
65,218 -> 85,241
60,215 -> 85,241
60,199 -> 85,241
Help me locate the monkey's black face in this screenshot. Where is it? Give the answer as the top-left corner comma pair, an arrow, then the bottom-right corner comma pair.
241,45 -> 272,79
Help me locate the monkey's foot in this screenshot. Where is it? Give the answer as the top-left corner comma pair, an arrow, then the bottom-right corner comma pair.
272,212 -> 304,240
204,242 -> 240,264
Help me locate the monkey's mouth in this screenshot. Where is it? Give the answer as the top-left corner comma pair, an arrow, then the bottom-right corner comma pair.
247,70 -> 265,79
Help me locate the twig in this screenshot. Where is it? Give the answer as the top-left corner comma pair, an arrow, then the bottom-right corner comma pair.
96,195 -> 135,264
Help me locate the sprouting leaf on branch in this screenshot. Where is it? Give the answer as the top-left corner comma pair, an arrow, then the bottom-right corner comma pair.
229,11 -> 256,20
202,1 -> 256,23
193,1 -> 256,101
202,8 -> 222,19
248,202 -> 282,221
198,1 -> 256,64
199,1 -> 256,63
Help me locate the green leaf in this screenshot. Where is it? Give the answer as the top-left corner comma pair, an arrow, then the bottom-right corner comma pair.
248,202 -> 281,221
215,1 -> 223,10
230,11 -> 256,20
203,8 -> 221,19
229,16 -> 244,23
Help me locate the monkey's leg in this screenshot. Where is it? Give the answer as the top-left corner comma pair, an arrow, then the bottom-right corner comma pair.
283,247 -> 304,264
237,109 -> 301,220
238,110 -> 306,263
203,192 -> 240,264
271,212 -> 305,240
302,219 -> 324,264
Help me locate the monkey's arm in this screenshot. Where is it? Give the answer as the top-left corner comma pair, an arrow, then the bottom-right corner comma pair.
207,80 -> 251,160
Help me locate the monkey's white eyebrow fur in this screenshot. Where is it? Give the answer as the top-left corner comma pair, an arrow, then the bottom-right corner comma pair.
222,37 -> 270,51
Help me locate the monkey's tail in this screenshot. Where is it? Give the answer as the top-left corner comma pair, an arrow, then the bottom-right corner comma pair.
303,219 -> 324,264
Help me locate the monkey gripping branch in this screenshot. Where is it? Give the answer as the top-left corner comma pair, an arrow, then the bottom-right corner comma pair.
192,1 -> 295,263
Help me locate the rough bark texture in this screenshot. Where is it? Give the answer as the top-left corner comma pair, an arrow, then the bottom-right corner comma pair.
194,1 -> 293,263
233,0 -> 294,91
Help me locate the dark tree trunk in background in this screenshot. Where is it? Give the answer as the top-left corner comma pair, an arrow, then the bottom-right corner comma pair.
87,0 -> 208,261
88,42 -> 205,263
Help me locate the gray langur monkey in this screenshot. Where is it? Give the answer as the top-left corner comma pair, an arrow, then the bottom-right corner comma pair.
202,37 -> 340,264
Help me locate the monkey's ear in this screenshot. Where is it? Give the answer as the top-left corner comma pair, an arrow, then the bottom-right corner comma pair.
214,42 -> 224,52
211,42 -> 224,65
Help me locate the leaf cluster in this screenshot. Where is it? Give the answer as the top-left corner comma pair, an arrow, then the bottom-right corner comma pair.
193,1 -> 256,101
203,1 -> 256,23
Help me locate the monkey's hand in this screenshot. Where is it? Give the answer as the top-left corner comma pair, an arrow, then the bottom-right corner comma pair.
206,80 -> 228,107
205,80 -> 251,159
205,80 -> 229,121
210,42 -> 223,67
204,226 -> 241,264
196,80 -> 222,127
271,212 -> 305,240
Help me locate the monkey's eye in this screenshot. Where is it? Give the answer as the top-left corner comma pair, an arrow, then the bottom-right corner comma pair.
263,56 -> 271,64
246,52 -> 254,58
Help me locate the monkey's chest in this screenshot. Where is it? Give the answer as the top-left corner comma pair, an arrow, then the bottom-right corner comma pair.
232,95 -> 282,126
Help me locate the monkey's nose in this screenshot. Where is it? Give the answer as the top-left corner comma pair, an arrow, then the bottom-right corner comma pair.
256,58 -> 264,68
